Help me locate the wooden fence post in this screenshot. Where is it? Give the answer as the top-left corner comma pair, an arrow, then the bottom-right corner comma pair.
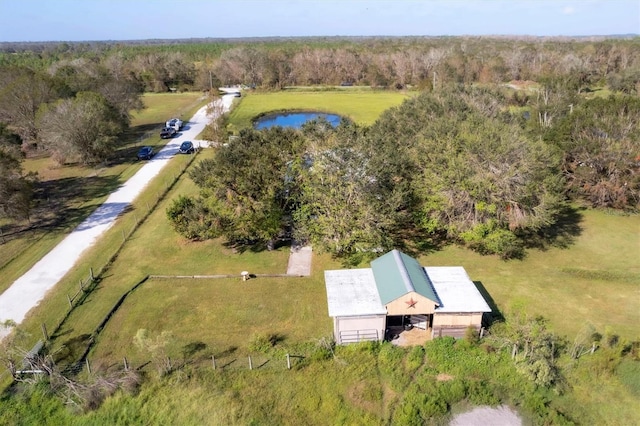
286,354 -> 291,370
248,356 -> 252,370
123,357 -> 128,371
41,323 -> 49,341
86,358 -> 91,375
212,355 -> 216,370
67,294 -> 72,309
90,267 -> 94,281
122,230 -> 126,243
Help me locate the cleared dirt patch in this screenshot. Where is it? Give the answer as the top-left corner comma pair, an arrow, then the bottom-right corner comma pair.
450,405 -> 522,426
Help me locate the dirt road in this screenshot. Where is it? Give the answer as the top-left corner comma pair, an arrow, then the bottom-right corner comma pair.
0,95 -> 234,340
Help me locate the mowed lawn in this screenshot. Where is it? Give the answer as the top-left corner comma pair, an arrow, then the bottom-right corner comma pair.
421,209 -> 640,340
227,89 -> 411,129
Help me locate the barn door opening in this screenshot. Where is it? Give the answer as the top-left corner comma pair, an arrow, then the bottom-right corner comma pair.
410,314 -> 429,330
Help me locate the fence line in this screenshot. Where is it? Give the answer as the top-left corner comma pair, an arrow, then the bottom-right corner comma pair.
3,153 -> 200,384
80,352 -> 304,377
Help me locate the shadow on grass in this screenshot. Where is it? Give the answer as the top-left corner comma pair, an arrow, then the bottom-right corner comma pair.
182,341 -> 207,359
30,174 -> 124,232
524,204 -> 584,251
474,280 -> 504,325
53,333 -> 92,365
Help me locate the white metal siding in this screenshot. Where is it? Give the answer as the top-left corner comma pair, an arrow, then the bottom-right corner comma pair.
334,315 -> 386,344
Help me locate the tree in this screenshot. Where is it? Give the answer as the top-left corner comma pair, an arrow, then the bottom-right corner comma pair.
545,95 -> 640,209
0,125 -> 34,221
51,57 -> 144,123
36,91 -> 126,165
369,87 -> 565,258
294,119 -> 414,262
488,316 -> 563,388
169,127 -> 306,248
0,66 -> 67,147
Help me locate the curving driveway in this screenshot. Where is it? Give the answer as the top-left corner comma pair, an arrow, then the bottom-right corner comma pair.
0,95 -> 235,340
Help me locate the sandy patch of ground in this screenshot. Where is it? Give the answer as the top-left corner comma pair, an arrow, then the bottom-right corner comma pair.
436,373 -> 454,381
450,405 -> 522,426
286,244 -> 312,276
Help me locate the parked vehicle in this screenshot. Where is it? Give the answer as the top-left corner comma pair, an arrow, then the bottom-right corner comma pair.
160,127 -> 176,139
166,118 -> 183,131
137,146 -> 154,160
179,141 -> 195,154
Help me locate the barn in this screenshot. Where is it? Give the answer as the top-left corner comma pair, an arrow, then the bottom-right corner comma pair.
325,249 -> 492,344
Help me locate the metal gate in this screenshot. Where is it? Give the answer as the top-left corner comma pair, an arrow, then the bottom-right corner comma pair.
410,314 -> 429,330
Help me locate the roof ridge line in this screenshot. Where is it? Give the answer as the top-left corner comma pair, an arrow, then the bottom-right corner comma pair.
392,250 -> 415,294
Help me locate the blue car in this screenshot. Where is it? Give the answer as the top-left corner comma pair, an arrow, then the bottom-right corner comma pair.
179,141 -> 195,154
137,146 -> 154,160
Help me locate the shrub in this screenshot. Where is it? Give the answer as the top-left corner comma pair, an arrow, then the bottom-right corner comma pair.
466,380 -> 500,406
248,333 -> 278,354
405,345 -> 425,373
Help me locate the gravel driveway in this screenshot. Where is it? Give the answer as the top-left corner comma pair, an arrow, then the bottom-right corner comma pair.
0,95 -> 234,340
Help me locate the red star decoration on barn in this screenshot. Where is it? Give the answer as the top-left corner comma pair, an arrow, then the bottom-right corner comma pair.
405,297 -> 418,308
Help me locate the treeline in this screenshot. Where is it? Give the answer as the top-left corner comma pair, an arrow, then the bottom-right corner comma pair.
0,55 -> 144,221
168,85 -> 640,261
1,37 -> 639,93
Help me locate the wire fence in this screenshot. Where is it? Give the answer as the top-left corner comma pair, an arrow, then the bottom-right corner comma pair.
80,351 -> 307,378
3,152 -> 200,385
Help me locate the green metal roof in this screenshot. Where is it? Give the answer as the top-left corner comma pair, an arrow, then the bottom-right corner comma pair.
370,250 -> 440,305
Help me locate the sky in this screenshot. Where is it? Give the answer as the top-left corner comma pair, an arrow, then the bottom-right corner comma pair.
1,0 -> 639,42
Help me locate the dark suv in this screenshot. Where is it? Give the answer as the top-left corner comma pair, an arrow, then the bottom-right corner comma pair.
137,146 -> 154,160
179,141 -> 195,154
160,127 -> 176,139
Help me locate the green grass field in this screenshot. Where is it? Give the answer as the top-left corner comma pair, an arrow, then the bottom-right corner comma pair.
2,89 -> 638,425
226,90 -> 410,130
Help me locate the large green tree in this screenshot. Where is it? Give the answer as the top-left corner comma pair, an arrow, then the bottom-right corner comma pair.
368,87 -> 566,258
168,127 -> 306,248
294,119 -> 416,261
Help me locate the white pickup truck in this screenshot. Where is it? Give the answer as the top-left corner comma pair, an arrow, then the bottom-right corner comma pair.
165,118 -> 183,131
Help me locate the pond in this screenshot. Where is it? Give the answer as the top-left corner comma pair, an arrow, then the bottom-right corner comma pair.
254,112 -> 342,130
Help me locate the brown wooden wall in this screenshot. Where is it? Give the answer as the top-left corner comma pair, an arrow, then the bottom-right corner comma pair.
385,291 -> 436,316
